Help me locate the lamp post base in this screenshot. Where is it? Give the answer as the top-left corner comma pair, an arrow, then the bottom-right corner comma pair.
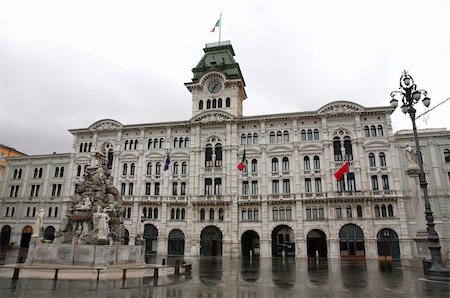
423,259 -> 450,280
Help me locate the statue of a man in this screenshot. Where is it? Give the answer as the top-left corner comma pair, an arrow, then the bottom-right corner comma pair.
33,209 -> 45,236
405,144 -> 420,174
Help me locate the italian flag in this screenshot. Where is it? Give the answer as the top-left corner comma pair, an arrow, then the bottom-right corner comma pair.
210,19 -> 221,32
237,149 -> 246,171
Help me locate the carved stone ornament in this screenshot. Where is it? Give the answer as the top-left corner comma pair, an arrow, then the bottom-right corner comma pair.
193,112 -> 233,123
89,119 -> 123,131
318,103 -> 363,115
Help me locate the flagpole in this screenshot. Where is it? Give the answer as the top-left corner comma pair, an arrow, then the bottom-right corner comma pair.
218,12 -> 222,45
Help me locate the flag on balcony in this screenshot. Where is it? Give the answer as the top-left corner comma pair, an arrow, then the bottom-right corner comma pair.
163,153 -> 171,171
334,161 -> 350,181
237,149 -> 246,171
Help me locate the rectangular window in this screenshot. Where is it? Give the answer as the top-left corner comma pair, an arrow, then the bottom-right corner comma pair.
128,183 -> 134,195
121,183 -> 126,195
181,182 -> 186,195
145,182 -> 151,195
305,178 -> 312,193
382,175 -> 390,190
371,175 -> 379,190
272,180 -> 279,194
251,181 -> 258,195
205,178 -> 212,195
242,181 -> 249,195
315,178 -> 322,192
154,182 -> 160,195
283,179 -> 290,193
347,173 -> 356,191
172,182 -> 178,195
214,178 -> 222,195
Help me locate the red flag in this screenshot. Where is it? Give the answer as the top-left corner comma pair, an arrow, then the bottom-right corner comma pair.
334,161 -> 350,181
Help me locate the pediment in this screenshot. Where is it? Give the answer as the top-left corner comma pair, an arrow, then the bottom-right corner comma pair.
317,101 -> 365,116
89,119 -> 123,131
191,111 -> 234,124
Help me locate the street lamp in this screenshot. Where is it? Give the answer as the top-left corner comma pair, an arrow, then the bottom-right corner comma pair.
390,70 -> 449,279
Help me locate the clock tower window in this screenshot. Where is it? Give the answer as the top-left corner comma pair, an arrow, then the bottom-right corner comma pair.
199,100 -> 203,110
226,97 -> 231,107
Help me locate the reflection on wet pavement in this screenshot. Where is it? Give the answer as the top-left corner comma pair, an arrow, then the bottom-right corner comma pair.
0,257 -> 449,297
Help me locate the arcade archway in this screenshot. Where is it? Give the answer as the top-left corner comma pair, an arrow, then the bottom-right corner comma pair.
200,226 -> 222,256
307,229 -> 327,258
241,230 -> 260,257
20,226 -> 33,248
44,226 -> 55,241
339,224 -> 365,258
143,224 -> 158,262
271,225 -> 295,257
168,229 -> 185,256
377,228 -> 400,259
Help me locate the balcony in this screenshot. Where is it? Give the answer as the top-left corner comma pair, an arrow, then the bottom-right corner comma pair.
370,190 -> 396,197
238,195 -> 261,201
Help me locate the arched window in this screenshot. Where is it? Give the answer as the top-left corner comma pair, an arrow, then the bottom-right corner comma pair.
300,130 -> 306,141
54,206 -> 58,217
306,207 -> 312,219
38,168 -> 43,178
269,132 -> 276,143
134,140 -> 138,150
370,125 -> 377,137
185,137 -> 190,148
276,131 -> 282,142
209,208 -> 215,220
155,162 -> 161,175
283,179 -> 290,193
123,163 -> 128,176
286,207 -> 292,220
241,134 -> 246,145
171,208 -> 175,219
147,162 -> 152,175
159,138 -> 164,148
247,133 -> 252,145
181,162 -> 187,174
127,208 -> 131,219
333,137 -> 342,161
79,143 -> 83,152
215,143 -> 223,167
388,204 -> 394,217
279,207 -> 285,220
48,207 -> 52,217
304,156 -> 310,170
212,98 -> 217,108
173,137 -> 178,148
313,156 -> 320,169
248,208 -> 253,220
242,208 -> 248,220
253,133 -> 258,144
200,208 -> 205,221
142,207 -> 147,218
206,99 -> 211,109
381,205 -> 387,217
130,140 -> 134,150
357,205 -> 363,218
445,149 -> 450,162
130,163 -> 135,176
254,208 -> 259,220
218,98 -> 222,108
271,158 -> 279,172
179,138 -> 184,148
343,136 -> 353,160
346,205 -> 352,218
154,208 -> 158,219
318,207 -> 324,219
54,167 -> 59,177
282,157 -> 289,171
251,159 -> 258,173
148,207 -> 153,219
369,153 -> 376,167
60,167 -> 64,177
375,205 -> 380,217
226,97 -> 230,107
313,129 -> 320,140
363,126 -> 370,137
283,131 -> 289,142
199,100 -> 203,110
173,162 -> 179,174
181,208 -> 185,220
76,165 -> 82,177
176,208 -> 180,219
148,139 -> 153,149
307,129 -> 313,140
377,125 -> 384,136
219,208 -> 224,221
379,152 -> 386,166
205,144 -> 213,167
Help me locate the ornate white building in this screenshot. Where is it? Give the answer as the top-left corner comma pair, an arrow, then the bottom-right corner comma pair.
1,41 -> 422,260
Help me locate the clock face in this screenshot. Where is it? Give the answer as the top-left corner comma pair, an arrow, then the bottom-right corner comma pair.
207,79 -> 222,94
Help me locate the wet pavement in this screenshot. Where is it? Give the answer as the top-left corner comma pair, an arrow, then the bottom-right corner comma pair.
0,257 -> 449,297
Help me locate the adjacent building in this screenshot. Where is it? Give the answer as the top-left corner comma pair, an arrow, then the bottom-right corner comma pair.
3,41 -> 447,261
0,144 -> 26,194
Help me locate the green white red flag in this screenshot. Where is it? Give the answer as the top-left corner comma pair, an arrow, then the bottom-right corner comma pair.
210,19 -> 221,32
237,149 -> 246,171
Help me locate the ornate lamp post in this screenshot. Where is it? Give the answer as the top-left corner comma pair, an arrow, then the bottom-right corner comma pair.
390,70 -> 449,279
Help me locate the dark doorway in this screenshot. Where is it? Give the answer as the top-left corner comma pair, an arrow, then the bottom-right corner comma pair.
168,229 -> 185,256
0,225 -> 11,247
271,225 -> 295,257
241,230 -> 260,257
20,226 -> 33,248
307,229 -> 327,258
143,224 -> 158,263
377,228 -> 400,259
339,224 -> 365,258
200,226 -> 222,256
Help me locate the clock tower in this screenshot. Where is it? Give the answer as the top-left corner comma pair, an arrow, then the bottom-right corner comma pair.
185,41 -> 247,120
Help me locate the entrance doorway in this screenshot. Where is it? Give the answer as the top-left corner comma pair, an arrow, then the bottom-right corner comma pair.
377,228 -> 400,259
339,224 -> 365,258
200,226 -> 222,256
168,229 -> 185,256
20,226 -> 33,248
241,230 -> 260,257
307,229 -> 327,258
143,224 -> 158,263
271,225 -> 295,257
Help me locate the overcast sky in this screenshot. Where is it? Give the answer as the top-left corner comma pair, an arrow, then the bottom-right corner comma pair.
1,0 -> 449,155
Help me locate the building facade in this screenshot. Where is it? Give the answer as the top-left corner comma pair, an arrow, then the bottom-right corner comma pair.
1,41 -> 418,260
394,128 -> 450,260
0,144 -> 26,195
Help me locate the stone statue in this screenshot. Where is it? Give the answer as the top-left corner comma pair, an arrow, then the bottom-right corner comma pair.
405,144 -> 420,174
33,209 -> 45,236
74,195 -> 92,210
94,206 -> 110,240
